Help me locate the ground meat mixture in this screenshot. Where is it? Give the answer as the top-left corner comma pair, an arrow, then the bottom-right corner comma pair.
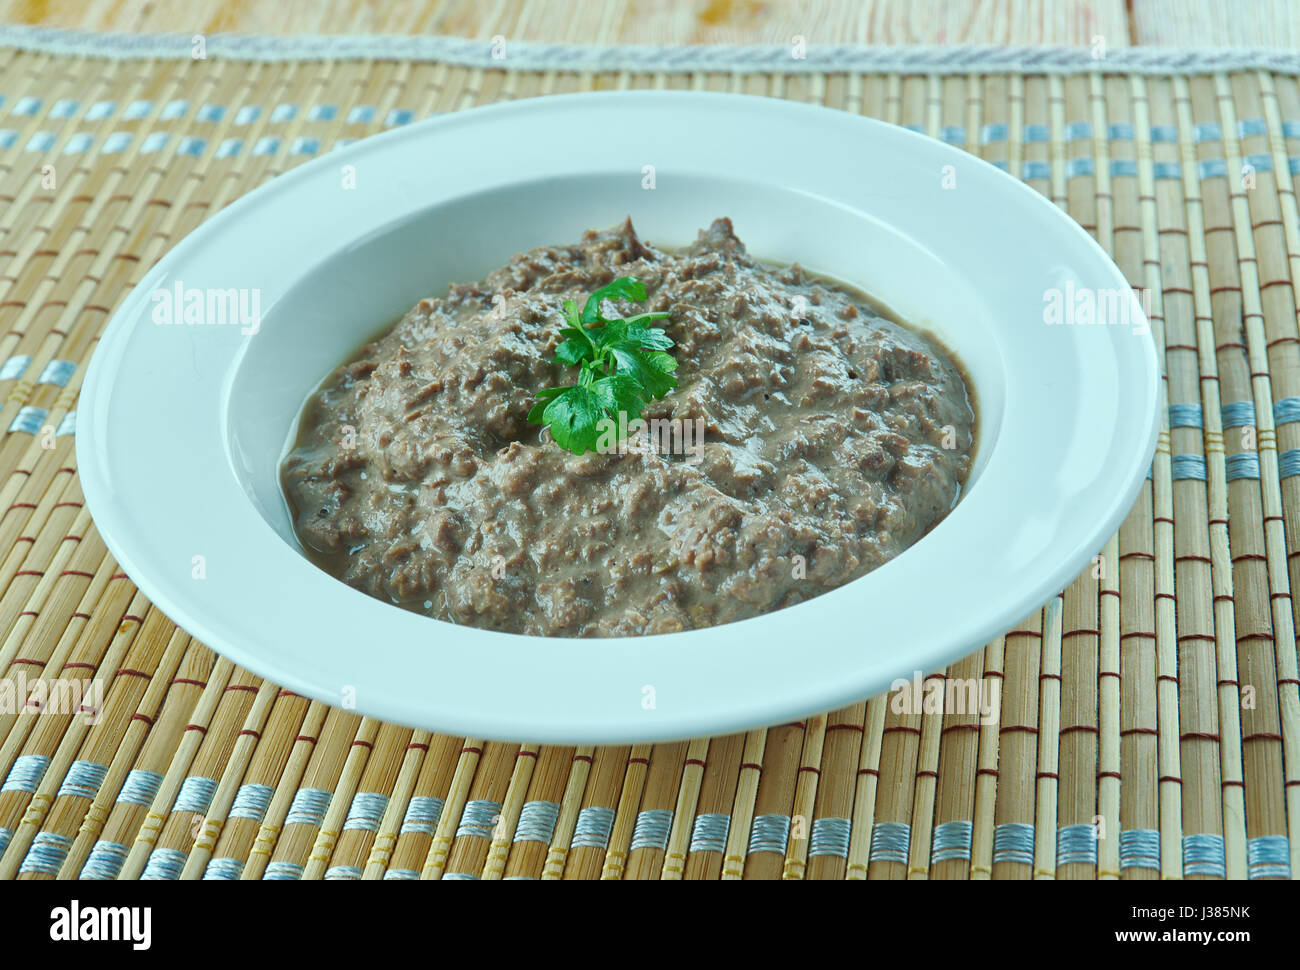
281,218 -> 976,637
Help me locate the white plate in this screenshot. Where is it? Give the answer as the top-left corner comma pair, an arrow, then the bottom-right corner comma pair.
77,91 -> 1161,743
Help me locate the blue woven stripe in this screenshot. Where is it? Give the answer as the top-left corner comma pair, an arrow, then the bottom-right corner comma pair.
343,791 -> 389,832
455,799 -> 501,840
173,775 -> 218,815
229,783 -> 275,822
809,817 -> 851,859
1225,451 -> 1260,481
993,822 -> 1035,865
1169,403 -> 1203,428
263,861 -> 304,880
0,828 -> 9,856
1195,122 -> 1222,142
1238,117 -> 1268,137
930,820 -> 973,863
325,865 -> 363,880
400,796 -> 444,835
2,754 -> 50,793
80,840 -> 129,880
57,760 -> 107,800
117,769 -> 162,807
748,814 -> 791,856
869,821 -> 910,864
1056,824 -> 1099,866
1275,397 -> 1300,425
1279,449 -> 1300,479
1065,120 -> 1092,141
383,868 -> 420,880
688,813 -> 731,854
441,872 -> 479,880
1108,122 -> 1135,141
285,787 -> 332,828
1172,454 -> 1207,480
1183,833 -> 1226,877
1153,161 -> 1182,179
979,122 -> 1007,145
1199,158 -> 1228,179
1066,157 -> 1094,178
1119,829 -> 1161,871
571,806 -> 616,849
1221,400 -> 1256,427
140,847 -> 188,880
1024,123 -> 1050,143
18,831 -> 72,875
203,857 -> 245,880
630,809 -> 674,853
1022,160 -> 1051,180
1247,835 -> 1290,879
514,800 -> 560,844
1110,158 -> 1138,177
1150,124 -> 1178,142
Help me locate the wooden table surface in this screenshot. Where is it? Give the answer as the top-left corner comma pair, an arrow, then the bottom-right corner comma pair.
1,0 -> 1296,48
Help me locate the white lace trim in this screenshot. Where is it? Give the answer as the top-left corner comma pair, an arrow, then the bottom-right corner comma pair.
1,26 -> 1299,75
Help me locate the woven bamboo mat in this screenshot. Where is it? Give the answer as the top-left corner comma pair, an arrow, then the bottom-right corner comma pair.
0,42 -> 1297,882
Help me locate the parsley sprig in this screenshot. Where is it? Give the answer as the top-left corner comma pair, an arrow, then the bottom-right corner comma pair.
527,277 -> 677,456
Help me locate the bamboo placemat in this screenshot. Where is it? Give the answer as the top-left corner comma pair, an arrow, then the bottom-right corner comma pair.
0,36 -> 1297,882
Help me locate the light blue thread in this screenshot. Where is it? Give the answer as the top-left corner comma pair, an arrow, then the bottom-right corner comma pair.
993,822 -> 1035,865
56,411 -> 76,436
343,791 -> 389,832
49,98 -> 79,119
0,129 -> 15,149
809,817 -> 852,859
939,124 -> 965,145
58,760 -> 108,800
386,108 -> 414,127
1194,122 -> 1222,142
1108,122 -> 1134,141
196,103 -> 225,123
290,137 -> 319,155
270,103 -> 298,122
8,406 -> 47,434
902,123 -> 924,134
252,136 -> 280,155
1273,397 -> 1300,425
441,872 -> 479,880
80,840 -> 129,880
263,861 -> 305,880
234,105 -> 260,125
1110,158 -> 1138,177
2,754 -> 50,793
176,136 -> 205,156
229,783 -> 275,822
1065,120 -> 1091,141
160,99 -> 189,120
1153,160 -> 1182,179
1198,158 -> 1228,179
101,132 -> 131,154
748,814 -> 791,856
1024,123 -> 1050,142
173,775 -> 218,815
456,799 -> 501,840
1246,835 -> 1290,879
1284,120 -> 1300,139
571,806 -> 616,849
869,821 -> 911,864
1056,824 -> 1099,866
36,359 -> 75,386
1171,454 -> 1207,481
630,809 -> 674,852
12,96 -> 42,116
1169,403 -> 1203,427
1221,400 -> 1255,427
18,832 -> 72,875
1182,833 -> 1226,877
0,354 -> 32,380
86,100 -> 116,121
0,828 -> 10,856
216,138 -> 242,158
384,868 -> 420,880
1150,124 -> 1178,142
1119,829 -> 1161,870
688,813 -> 730,854
1243,152 -> 1273,172
284,787 -> 332,827
1237,117 -> 1267,137
503,875 -> 538,880
930,820 -> 973,863
1279,449 -> 1300,479
62,133 -> 93,154
140,847 -> 188,880
117,769 -> 162,807
979,122 -> 1007,145
140,132 -> 168,154
989,159 -> 1008,172
346,105 -> 376,124
1022,160 -> 1051,180
514,801 -> 560,844
123,99 -> 152,120
1225,451 -> 1260,481
203,857 -> 245,880
25,132 -> 54,152
325,865 -> 363,880
400,796 -> 444,835
1066,157 -> 1094,178
308,104 -> 337,121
